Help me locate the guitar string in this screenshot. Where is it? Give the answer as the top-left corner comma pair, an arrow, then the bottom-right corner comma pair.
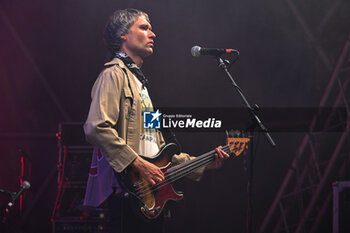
166,140 -> 247,176
135,150 -> 220,197
134,141 -> 249,198
166,145 -> 230,178
135,146 -> 235,199
133,148 -> 224,194
134,145 -> 237,197
159,146 -> 232,184
133,145 -> 229,193
134,144 -> 243,196
167,145 -> 229,173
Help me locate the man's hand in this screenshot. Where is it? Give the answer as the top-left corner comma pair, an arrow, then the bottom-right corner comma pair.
131,156 -> 165,186
206,146 -> 230,170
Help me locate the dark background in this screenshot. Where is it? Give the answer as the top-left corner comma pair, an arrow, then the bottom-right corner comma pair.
0,0 -> 349,232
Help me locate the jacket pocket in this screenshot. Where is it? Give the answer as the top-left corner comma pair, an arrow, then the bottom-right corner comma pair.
123,87 -> 133,120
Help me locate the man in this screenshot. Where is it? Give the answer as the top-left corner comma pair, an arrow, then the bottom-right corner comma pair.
83,8 -> 229,233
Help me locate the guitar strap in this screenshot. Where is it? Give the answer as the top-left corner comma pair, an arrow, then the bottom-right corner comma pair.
114,52 -> 182,153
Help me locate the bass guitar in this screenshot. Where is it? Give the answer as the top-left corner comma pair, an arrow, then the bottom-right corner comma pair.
120,135 -> 249,220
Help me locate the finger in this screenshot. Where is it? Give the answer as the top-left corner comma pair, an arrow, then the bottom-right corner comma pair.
153,177 -> 159,184
224,151 -> 230,159
216,149 -> 224,159
156,175 -> 163,182
152,171 -> 163,182
216,147 -> 225,156
157,169 -> 165,180
148,178 -> 156,186
215,148 -> 220,159
151,164 -> 164,180
218,147 -> 229,159
221,150 -> 230,159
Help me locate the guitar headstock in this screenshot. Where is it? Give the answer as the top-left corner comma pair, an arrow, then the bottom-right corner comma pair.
225,130 -> 250,157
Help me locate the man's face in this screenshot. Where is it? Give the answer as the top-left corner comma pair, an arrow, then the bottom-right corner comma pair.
122,15 -> 156,58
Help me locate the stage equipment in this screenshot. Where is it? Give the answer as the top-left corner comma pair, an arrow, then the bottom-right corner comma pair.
52,122 -> 109,233
191,45 -> 239,57
192,45 -> 276,233
333,181 -> 350,233
6,181 -> 30,212
1,181 -> 30,233
259,35 -> 350,233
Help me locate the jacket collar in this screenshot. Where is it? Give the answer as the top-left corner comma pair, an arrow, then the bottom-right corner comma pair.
104,57 -> 126,68
104,58 -> 140,103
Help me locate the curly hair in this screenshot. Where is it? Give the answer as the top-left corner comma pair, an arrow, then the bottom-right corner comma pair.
104,8 -> 150,54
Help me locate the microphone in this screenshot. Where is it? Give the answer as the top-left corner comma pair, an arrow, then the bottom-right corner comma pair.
191,46 -> 239,57
7,181 -> 31,209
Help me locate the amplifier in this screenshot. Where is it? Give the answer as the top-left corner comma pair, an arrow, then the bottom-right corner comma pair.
333,181 -> 350,233
57,122 -> 89,147
57,122 -> 93,184
58,146 -> 93,184
53,122 -> 103,229
52,217 -> 108,233
53,184 -> 86,218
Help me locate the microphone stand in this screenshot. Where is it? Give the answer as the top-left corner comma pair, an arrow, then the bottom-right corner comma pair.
0,188 -> 14,232
1,181 -> 30,228
215,56 -> 276,233
0,189 -> 15,198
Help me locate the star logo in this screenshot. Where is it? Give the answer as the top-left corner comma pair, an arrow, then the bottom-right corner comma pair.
150,110 -> 161,122
143,110 -> 161,129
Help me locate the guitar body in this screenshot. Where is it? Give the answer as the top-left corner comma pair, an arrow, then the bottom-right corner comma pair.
120,143 -> 183,220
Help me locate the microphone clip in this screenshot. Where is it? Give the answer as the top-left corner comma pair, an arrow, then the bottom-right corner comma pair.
216,55 -> 239,71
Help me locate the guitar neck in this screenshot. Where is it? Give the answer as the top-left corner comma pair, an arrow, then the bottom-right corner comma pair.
166,144 -> 230,183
